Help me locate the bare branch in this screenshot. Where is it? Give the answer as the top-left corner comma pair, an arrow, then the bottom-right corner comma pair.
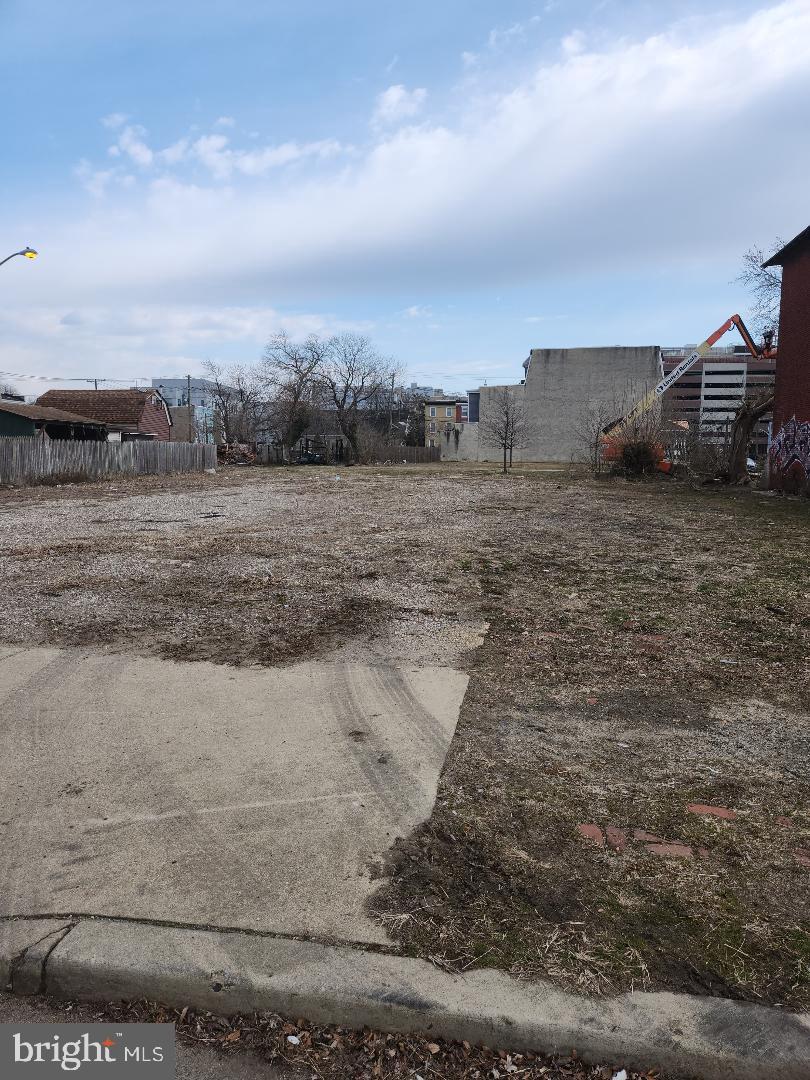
734,239 -> 783,339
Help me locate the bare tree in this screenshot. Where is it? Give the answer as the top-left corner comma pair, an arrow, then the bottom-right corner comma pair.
735,239 -> 783,340
480,387 -> 535,474
403,392 -> 427,447
261,331 -> 324,459
573,399 -> 620,475
200,360 -> 266,444
726,388 -> 774,484
315,333 -> 396,463
1,381 -> 21,399
573,384 -> 667,476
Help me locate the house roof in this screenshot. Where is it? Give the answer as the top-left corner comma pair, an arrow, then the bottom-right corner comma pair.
36,389 -> 170,428
763,226 -> 810,267
0,400 -> 107,425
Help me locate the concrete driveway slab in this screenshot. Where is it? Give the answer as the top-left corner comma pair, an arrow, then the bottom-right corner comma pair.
0,648 -> 468,944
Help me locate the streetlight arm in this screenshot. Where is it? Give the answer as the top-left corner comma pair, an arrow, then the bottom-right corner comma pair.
0,247 -> 38,269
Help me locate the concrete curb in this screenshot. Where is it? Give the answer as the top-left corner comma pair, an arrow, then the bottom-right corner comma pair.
3,916 -> 810,1080
0,920 -> 73,993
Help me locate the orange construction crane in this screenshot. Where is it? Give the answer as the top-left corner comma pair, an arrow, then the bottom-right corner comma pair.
602,315 -> 776,469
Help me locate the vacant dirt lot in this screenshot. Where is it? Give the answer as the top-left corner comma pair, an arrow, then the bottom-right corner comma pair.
1,463 -> 808,1010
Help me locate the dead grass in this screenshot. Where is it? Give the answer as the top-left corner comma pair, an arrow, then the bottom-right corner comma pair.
369,472 -> 810,1010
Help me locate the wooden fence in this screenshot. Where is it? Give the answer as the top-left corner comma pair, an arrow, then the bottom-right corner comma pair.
0,437 -> 217,486
392,445 -> 442,464
256,443 -> 441,466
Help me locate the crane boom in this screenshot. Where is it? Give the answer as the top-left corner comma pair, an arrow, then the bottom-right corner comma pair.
603,314 -> 767,439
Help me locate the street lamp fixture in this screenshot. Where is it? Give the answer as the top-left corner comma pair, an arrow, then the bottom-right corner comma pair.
0,247 -> 38,268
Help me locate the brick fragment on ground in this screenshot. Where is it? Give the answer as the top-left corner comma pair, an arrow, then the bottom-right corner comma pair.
793,848 -> 810,868
605,826 -> 627,852
633,830 -> 665,843
687,804 -> 736,820
577,824 -> 604,846
776,816 -> 793,828
646,842 -> 693,859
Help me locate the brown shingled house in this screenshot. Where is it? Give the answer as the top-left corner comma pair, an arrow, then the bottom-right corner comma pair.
35,389 -> 173,442
0,401 -> 108,440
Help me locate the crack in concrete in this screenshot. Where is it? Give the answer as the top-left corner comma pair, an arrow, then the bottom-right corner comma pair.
0,913 -> 403,958
9,923 -> 75,995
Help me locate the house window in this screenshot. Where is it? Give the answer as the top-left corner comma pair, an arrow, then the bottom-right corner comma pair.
428,439 -> 435,447
429,406 -> 436,417
429,422 -> 436,433
445,407 -> 453,417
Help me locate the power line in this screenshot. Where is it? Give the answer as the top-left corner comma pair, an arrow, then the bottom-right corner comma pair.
0,370 -> 148,385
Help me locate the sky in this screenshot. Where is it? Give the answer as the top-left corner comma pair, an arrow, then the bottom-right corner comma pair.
1,0 -> 807,394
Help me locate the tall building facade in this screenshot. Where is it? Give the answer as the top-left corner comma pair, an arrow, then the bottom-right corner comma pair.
661,347 -> 776,458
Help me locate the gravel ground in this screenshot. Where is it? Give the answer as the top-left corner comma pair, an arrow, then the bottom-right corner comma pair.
0,466 -> 486,668
1,463 -> 808,1012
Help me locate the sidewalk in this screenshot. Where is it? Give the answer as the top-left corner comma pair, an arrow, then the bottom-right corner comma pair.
0,645 -> 469,944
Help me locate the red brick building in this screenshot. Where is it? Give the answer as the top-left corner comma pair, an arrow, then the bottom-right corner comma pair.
36,389 -> 173,442
764,227 -> 810,493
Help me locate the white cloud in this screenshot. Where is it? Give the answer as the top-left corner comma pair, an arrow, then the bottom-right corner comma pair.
0,304 -> 372,385
561,30 -> 586,57
5,0 -> 809,382
404,305 -> 433,318
385,55 -> 399,74
189,133 -> 345,179
488,22 -> 525,49
159,137 -> 191,165
74,160 -> 116,198
371,84 -> 427,129
101,112 -> 127,130
115,125 -> 154,168
461,50 -> 479,68
214,116 -> 236,128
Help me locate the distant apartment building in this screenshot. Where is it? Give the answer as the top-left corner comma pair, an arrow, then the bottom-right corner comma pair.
424,396 -> 468,448
661,346 -> 776,457
152,378 -> 219,442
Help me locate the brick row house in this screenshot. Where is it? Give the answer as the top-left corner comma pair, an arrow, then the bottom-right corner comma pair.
763,227 -> 810,494
36,389 -> 173,442
424,395 -> 468,448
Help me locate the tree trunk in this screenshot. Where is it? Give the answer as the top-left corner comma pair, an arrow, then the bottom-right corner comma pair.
338,415 -> 360,463
502,444 -> 508,474
726,394 -> 774,483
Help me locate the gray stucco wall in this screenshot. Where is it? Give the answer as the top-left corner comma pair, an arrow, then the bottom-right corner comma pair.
447,347 -> 660,464
439,419 -> 480,461
441,347 -> 662,464
519,346 -> 661,462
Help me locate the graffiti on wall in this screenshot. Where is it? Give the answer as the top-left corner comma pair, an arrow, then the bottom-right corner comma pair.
770,416 -> 810,479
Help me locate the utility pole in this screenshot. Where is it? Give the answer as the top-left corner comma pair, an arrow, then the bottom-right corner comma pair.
186,374 -> 194,443
389,372 -> 396,433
